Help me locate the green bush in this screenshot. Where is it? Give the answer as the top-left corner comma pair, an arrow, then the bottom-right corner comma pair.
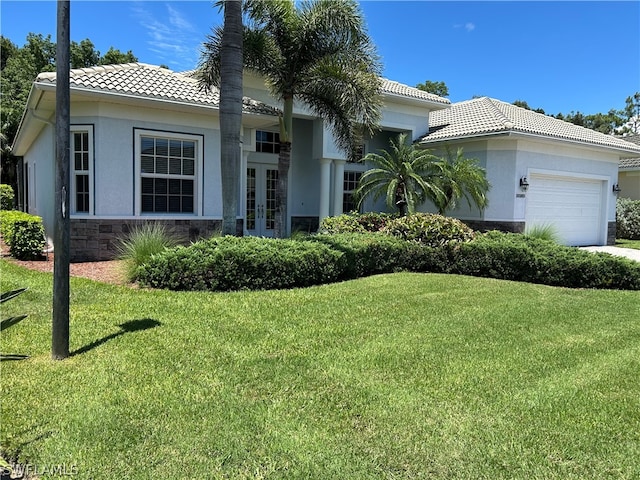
319,212 -> 397,234
452,231 -> 640,290
525,223 -> 560,243
136,236 -> 346,291
116,223 -> 180,282
0,184 -> 14,210
382,213 -> 475,247
313,232 -> 454,278
616,197 -> 640,240
0,211 -> 45,260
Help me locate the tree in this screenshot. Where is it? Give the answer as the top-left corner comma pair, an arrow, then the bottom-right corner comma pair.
354,133 -> 443,216
70,38 -> 100,68
425,146 -> 490,215
199,0 -> 383,237
219,0 -> 244,235
623,92 -> 640,134
416,80 -> 449,97
100,47 -> 138,66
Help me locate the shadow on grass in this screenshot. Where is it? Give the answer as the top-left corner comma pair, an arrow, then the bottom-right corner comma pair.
71,318 -> 161,357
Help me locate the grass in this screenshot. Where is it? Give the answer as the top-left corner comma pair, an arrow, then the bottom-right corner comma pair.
2,260 -> 640,479
616,238 -> 640,250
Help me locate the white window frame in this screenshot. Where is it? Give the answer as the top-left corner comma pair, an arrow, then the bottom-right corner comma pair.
256,130 -> 280,154
134,129 -> 203,216
71,125 -> 94,215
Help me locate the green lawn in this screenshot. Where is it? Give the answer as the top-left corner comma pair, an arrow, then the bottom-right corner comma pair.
616,238 -> 640,250
2,260 -> 639,479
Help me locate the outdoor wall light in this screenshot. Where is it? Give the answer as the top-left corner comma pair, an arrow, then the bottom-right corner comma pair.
519,176 -> 529,191
613,183 -> 621,194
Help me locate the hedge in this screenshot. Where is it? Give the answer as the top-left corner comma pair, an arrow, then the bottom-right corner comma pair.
451,231 -> 640,290
0,184 -> 14,210
617,197 -> 640,240
0,210 -> 46,260
136,236 -> 346,291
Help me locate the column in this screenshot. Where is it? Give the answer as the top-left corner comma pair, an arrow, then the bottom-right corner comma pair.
319,158 -> 332,221
332,159 -> 346,216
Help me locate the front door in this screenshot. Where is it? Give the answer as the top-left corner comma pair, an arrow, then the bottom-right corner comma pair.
246,164 -> 278,237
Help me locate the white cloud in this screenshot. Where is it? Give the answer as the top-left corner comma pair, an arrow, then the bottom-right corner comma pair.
454,22 -> 476,33
132,2 -> 203,70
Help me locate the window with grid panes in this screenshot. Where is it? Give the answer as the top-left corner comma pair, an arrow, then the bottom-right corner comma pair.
140,135 -> 196,213
71,125 -> 93,214
343,171 -> 362,213
256,130 -> 280,154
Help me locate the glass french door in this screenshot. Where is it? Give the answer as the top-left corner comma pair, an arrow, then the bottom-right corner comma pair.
246,164 -> 278,237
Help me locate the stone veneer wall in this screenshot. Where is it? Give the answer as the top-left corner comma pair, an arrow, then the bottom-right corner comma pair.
70,218 -> 232,262
607,221 -> 616,246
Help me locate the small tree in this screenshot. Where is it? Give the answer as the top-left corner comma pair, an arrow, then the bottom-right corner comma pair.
354,133 -> 442,216
426,146 -> 490,215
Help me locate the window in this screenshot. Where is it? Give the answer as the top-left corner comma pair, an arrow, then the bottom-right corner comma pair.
136,130 -> 201,215
256,130 -> 280,154
343,171 -> 362,213
71,125 -> 94,214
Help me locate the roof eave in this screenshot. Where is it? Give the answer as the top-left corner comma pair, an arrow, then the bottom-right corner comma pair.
421,129 -> 640,156
382,91 -> 450,110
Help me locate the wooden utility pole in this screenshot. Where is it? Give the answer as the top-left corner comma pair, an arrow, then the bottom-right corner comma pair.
52,0 -> 70,360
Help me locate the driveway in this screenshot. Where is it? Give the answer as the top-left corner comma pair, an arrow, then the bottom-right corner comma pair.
580,246 -> 640,262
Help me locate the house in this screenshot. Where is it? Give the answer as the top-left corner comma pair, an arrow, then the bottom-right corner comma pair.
617,134 -> 640,200
11,63 -> 640,261
10,63 -> 449,260
419,97 -> 640,246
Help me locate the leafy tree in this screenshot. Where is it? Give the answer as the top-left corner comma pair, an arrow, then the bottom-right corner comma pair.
70,38 -> 100,68
512,100 -> 546,114
99,47 -> 138,66
623,92 -> 640,134
416,80 -> 449,97
199,0 -> 382,237
426,146 -> 490,215
354,133 -> 443,216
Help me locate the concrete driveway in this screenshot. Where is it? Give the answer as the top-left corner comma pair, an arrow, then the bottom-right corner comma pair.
580,246 -> 640,262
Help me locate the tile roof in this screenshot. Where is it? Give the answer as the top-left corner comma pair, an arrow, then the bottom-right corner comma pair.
380,79 -> 450,105
36,63 -> 279,116
420,97 -> 640,155
617,135 -> 640,169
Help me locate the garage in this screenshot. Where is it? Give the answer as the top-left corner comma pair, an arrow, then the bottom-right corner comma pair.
525,173 -> 605,246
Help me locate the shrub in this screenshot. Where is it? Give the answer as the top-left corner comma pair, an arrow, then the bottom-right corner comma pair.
0,184 -> 14,210
116,223 -> 180,282
0,211 -> 45,260
382,213 -> 475,247
616,197 -> 640,240
525,223 -> 560,243
136,236 -> 346,291
319,212 -> 397,234
452,231 -> 640,290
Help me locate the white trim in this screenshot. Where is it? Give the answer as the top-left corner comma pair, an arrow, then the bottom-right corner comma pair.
133,128 -> 204,216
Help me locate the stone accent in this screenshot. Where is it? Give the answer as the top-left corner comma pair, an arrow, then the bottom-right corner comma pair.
291,216 -> 319,234
70,218 -> 223,262
460,220 -> 526,234
607,221 -> 616,246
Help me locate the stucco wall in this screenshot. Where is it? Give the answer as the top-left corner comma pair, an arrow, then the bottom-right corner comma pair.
618,171 -> 640,200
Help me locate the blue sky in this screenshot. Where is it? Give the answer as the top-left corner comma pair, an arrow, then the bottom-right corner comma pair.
1,1 -> 638,116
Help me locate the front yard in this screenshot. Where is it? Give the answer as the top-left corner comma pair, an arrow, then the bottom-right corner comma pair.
1,260 -> 639,479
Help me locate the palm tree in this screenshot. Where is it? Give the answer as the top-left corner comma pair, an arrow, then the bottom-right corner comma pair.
426,146 -> 490,215
199,0 -> 243,235
354,133 -> 443,216
200,0 -> 382,237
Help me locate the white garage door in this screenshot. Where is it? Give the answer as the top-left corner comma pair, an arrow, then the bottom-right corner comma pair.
525,174 -> 604,246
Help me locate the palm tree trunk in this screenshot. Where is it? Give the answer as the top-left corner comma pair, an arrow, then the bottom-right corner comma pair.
274,95 -> 294,238
219,0 -> 243,235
